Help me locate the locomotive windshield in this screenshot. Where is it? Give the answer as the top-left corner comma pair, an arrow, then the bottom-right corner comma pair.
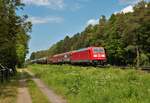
93,48 -> 104,53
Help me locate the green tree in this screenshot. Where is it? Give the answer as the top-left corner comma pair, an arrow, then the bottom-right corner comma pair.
0,0 -> 32,71
30,1 -> 150,67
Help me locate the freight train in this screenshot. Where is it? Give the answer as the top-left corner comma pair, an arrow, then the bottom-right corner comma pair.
30,47 -> 107,65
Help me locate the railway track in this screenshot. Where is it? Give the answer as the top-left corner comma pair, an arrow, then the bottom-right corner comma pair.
140,66 -> 150,73
97,65 -> 150,73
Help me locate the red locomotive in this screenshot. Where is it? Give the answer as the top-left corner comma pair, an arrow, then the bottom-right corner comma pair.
47,47 -> 106,65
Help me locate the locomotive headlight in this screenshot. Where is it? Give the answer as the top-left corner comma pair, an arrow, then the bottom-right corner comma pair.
93,54 -> 97,57
101,54 -> 105,57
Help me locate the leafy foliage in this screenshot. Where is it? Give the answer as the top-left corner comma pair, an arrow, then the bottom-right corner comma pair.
30,1 -> 150,66
0,0 -> 32,69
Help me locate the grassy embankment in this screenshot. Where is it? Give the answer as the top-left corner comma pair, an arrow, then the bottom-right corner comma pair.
0,75 -> 18,103
18,70 -> 49,103
28,64 -> 150,103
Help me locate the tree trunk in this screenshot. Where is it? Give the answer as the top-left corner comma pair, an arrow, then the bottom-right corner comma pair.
136,46 -> 140,68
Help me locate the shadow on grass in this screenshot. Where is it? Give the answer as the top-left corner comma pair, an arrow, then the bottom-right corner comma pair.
0,75 -> 18,103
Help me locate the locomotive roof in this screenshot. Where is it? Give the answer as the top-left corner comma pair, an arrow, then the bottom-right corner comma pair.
53,46 -> 104,57
73,46 -> 104,52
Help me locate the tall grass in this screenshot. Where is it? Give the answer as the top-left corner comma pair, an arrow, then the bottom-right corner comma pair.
0,75 -> 18,103
28,64 -> 150,103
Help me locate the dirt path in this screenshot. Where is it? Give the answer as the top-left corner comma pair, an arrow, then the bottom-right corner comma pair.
17,70 -> 32,103
26,69 -> 67,103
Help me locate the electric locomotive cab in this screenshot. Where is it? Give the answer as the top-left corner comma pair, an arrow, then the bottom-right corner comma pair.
92,47 -> 106,65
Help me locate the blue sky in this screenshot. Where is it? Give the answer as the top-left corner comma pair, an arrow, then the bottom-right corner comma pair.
18,0 -> 149,58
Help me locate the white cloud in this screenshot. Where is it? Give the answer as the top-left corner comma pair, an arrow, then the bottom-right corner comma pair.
22,0 -> 49,6
118,0 -> 140,5
121,5 -> 134,13
115,5 -> 134,14
86,19 -> 99,26
115,0 -> 150,14
118,0 -> 150,5
27,16 -> 63,24
70,3 -> 82,11
22,0 -> 65,9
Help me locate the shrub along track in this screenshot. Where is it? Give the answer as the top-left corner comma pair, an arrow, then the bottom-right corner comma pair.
97,65 -> 150,73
